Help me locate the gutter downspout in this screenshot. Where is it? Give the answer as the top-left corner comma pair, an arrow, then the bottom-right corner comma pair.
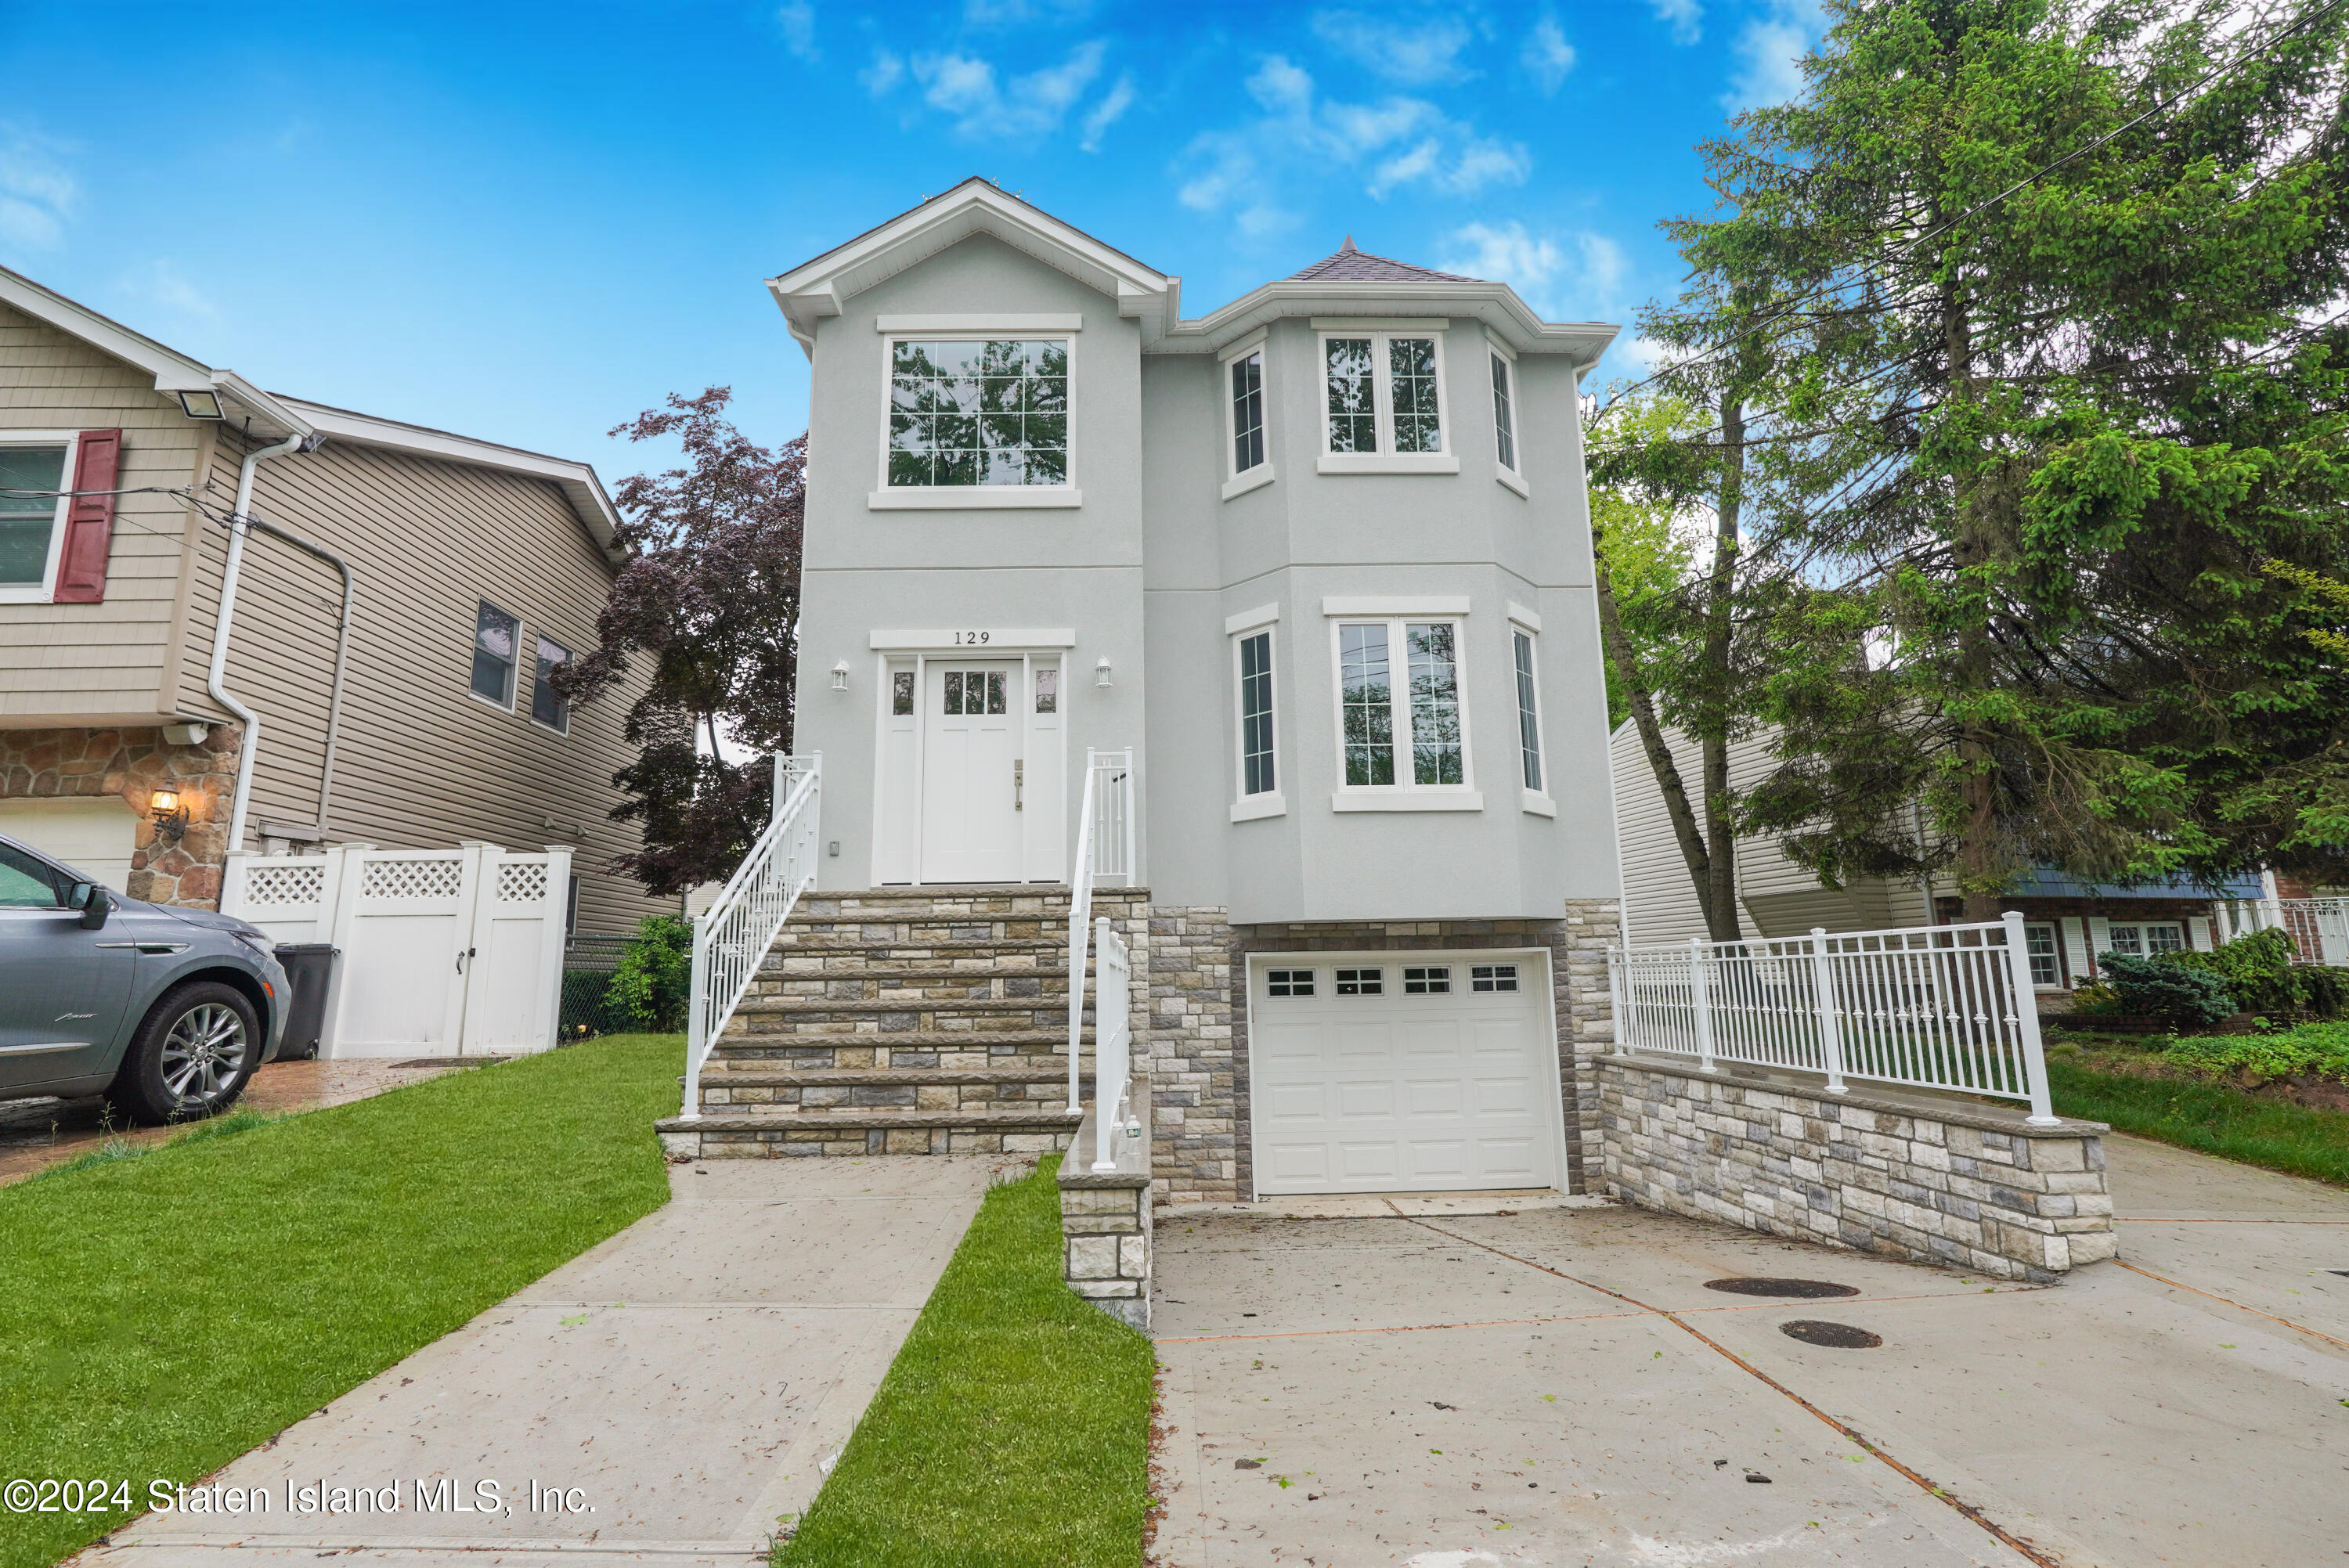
242,516 -> 354,838
207,432 -> 309,853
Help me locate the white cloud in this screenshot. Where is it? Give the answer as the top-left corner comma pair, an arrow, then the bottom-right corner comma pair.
0,127 -> 77,255
117,259 -> 218,321
1723,0 -> 1824,110
1439,220 -> 1626,319
1080,73 -> 1135,153
861,49 -> 904,96
1521,16 -> 1576,94
911,40 -> 1106,140
1652,0 -> 1702,45
1309,11 -> 1475,86
776,0 -> 817,60
1178,56 -> 1528,240
962,0 -> 1092,23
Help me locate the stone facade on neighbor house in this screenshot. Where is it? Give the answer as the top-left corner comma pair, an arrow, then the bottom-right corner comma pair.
1598,1056 -> 2115,1282
0,723 -> 238,907
0,265 -> 666,935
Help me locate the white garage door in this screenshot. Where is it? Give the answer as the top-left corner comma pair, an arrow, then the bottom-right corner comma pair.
0,797 -> 136,895
1250,951 -> 1559,1196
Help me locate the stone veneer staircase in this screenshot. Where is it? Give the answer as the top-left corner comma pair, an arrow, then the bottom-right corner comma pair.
657,885 -> 1147,1158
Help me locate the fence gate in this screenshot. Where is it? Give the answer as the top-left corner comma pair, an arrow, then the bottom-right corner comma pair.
222,842 -> 572,1057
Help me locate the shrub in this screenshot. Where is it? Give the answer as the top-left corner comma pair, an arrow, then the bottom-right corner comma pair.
608,914 -> 693,1033
2152,1021 -> 2349,1084
2163,928 -> 2347,1020
2064,981 -> 2125,1016
2098,950 -> 2235,1027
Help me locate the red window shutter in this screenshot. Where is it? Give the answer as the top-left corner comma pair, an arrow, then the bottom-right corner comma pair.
54,427 -> 123,604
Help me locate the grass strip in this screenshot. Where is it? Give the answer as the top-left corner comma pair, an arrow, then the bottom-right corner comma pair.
2048,1056 -> 2349,1187
0,1034 -> 682,1568
779,1155 -> 1154,1568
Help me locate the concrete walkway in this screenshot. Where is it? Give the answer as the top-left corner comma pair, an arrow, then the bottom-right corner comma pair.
1152,1134 -> 2349,1568
81,1155 -> 1016,1568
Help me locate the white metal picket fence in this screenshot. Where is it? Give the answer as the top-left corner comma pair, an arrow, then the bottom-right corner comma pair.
678,754 -> 821,1121
222,841 -> 572,1057
1064,748 -> 1136,1115
1609,913 -> 2057,1123
1090,916 -> 1135,1170
2217,896 -> 2349,967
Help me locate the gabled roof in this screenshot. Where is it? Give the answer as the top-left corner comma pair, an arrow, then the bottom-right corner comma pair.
767,177 -> 1181,354
0,263 -> 622,552
767,182 -> 1617,366
1288,236 -> 1471,285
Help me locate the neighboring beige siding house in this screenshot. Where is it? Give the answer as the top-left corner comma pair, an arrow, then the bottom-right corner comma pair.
1609,719 -> 2264,994
0,265 -> 666,935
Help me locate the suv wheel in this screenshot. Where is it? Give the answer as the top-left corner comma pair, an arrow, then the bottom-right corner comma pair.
110,982 -> 262,1123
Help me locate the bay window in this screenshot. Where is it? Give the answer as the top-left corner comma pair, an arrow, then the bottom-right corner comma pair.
1332,615 -> 1478,808
1318,327 -> 1457,474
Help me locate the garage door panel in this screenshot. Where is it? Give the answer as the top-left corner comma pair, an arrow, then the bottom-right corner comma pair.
1250,951 -> 1557,1196
0,798 -> 136,896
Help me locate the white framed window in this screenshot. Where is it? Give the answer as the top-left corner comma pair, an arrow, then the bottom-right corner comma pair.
2105,921 -> 2185,957
1490,353 -> 1517,471
1403,964 -> 1451,994
1266,968 -> 1315,997
1510,624 -> 1549,810
1470,963 -> 1518,993
530,633 -> 572,734
0,431 -> 78,604
1316,326 -> 1458,475
565,873 -> 581,935
2024,921 -> 2061,988
1334,966 -> 1383,996
471,600 -> 520,708
1331,616 -> 1479,809
1238,629 -> 1276,795
881,335 -> 1070,494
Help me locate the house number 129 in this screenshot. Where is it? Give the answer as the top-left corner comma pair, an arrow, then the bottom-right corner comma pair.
952,631 -> 990,645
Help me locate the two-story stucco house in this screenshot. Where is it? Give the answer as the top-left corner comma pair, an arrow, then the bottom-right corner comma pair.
0,265 -> 664,935
666,181 -> 1627,1206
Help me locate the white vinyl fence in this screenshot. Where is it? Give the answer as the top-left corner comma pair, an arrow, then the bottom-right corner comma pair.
1609,912 -> 2056,1123
222,841 -> 572,1058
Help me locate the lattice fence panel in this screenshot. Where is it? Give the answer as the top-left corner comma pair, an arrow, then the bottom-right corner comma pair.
496,862 -> 549,903
244,863 -> 326,907
361,857 -> 465,901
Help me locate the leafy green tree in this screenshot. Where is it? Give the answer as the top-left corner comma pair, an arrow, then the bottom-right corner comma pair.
608,914 -> 693,1033
1655,0 -> 2349,917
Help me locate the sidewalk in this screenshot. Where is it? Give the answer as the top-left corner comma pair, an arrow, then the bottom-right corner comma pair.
78,1155 -> 1014,1568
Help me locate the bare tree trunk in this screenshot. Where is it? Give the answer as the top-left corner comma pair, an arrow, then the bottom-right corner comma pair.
1596,553 -> 1717,934
1700,393 -> 1747,941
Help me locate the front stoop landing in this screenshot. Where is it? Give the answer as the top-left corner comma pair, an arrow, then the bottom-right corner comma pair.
656,885 -> 1147,1159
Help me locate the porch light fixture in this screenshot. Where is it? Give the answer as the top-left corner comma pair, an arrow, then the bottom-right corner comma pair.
149,788 -> 189,840
831,659 -> 850,692
176,389 -> 226,420
1095,655 -> 1113,688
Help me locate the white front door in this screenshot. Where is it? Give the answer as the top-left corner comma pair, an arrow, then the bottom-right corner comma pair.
919,662 -> 1023,883
1250,952 -> 1558,1195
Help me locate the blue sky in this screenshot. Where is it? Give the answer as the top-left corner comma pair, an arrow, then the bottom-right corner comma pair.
0,1 -> 1822,478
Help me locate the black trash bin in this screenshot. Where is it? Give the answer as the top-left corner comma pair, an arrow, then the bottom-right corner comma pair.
272,943 -> 337,1061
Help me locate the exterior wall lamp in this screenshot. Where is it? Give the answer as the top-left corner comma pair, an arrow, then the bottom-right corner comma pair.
150,788 -> 189,841
831,659 -> 850,692
1095,655 -> 1113,688
176,390 -> 225,420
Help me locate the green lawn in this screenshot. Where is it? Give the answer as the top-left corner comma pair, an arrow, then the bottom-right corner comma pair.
778,1155 -> 1156,1568
0,1034 -> 683,1568
2048,1056 -> 2349,1187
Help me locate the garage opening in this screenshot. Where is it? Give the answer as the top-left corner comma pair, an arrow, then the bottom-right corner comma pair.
1248,950 -> 1561,1196
0,796 -> 137,894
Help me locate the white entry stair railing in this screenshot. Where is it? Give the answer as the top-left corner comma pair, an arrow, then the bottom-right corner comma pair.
1609,912 -> 2058,1124
2216,896 -> 2349,967
1091,917 -> 1134,1170
679,754 -> 821,1120
1064,748 -> 1137,1159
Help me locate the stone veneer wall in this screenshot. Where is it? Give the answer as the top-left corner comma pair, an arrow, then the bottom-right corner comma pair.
0,723 -> 240,907
1059,1097 -> 1153,1329
1598,1056 -> 2116,1283
1143,907 -> 1238,1206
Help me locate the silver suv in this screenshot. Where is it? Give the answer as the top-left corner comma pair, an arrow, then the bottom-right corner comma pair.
0,832 -> 288,1122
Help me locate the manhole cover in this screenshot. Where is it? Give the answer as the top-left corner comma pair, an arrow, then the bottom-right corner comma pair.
1703,1277 -> 1860,1299
1780,1319 -> 1882,1349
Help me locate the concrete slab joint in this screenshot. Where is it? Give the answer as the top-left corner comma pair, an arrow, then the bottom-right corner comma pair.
1594,1054 -> 2115,1282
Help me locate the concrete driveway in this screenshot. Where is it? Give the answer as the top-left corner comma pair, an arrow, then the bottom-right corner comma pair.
1151,1135 -> 2349,1568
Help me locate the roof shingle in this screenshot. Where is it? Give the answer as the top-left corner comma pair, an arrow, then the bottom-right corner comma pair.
1286,235 -> 1474,284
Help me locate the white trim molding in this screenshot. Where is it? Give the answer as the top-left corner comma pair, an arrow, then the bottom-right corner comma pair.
1495,467 -> 1529,498
1322,595 -> 1469,617
1309,316 -> 1451,332
1221,466 -> 1276,500
1230,794 -> 1287,823
1217,326 -> 1270,362
868,487 -> 1083,510
1330,791 -> 1485,813
1521,790 -> 1557,818
867,628 -> 1077,651
1506,602 -> 1542,633
1318,452 -> 1461,476
873,313 -> 1082,333
1224,603 -> 1281,635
